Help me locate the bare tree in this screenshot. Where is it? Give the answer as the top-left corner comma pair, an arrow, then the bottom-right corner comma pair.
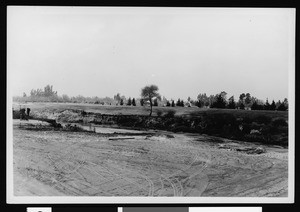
141,85 -> 161,116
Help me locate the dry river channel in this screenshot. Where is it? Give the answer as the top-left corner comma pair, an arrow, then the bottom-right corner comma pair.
13,120 -> 288,197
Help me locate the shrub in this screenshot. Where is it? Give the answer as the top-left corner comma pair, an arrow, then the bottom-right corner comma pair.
242,116 -> 252,124
64,124 -> 85,132
204,113 -> 237,129
241,123 -> 251,134
81,110 -> 87,116
244,134 -> 267,144
273,134 -> 288,146
272,118 -> 288,127
13,110 -> 20,119
164,110 -> 176,118
117,115 -> 139,126
249,122 -> 263,130
255,115 -> 272,124
261,125 -> 278,135
156,110 -> 163,117
173,125 -> 193,133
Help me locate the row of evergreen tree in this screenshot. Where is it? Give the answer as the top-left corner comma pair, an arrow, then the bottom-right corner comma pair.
193,92 -> 288,111
119,97 -> 137,106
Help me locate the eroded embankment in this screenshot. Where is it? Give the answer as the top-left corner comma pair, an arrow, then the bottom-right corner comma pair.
27,108 -> 288,146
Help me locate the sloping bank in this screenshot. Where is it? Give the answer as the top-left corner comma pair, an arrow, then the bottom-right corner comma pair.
31,109 -> 288,147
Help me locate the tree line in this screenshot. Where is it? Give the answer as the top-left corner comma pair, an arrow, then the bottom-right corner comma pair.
17,85 -> 116,105
139,87 -> 288,112
192,91 -> 288,111
15,85 -> 288,113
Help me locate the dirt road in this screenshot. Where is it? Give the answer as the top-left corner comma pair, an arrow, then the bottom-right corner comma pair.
13,122 -> 288,197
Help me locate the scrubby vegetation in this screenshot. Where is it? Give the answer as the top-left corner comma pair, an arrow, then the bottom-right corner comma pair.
163,110 -> 176,118
90,111 -> 288,146
23,106 -> 287,147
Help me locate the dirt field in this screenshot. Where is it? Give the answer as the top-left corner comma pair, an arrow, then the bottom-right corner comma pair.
13,120 -> 288,197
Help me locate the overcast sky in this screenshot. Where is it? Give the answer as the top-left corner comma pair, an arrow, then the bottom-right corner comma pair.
8,7 -> 295,101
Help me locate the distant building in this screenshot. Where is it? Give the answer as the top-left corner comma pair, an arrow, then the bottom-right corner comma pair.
185,102 -> 192,107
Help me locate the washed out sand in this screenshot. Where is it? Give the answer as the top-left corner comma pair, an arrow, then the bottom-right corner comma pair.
13,121 -> 288,197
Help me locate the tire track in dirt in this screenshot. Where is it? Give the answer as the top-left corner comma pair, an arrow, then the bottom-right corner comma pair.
145,164 -> 176,196
128,135 -> 212,197
138,137 -> 182,196
141,137 -> 199,196
44,139 -> 115,195
77,141 -> 154,196
87,161 -> 153,196
13,128 -> 288,197
108,137 -> 182,196
19,137 -> 86,195
166,145 -> 211,196
47,147 -> 84,175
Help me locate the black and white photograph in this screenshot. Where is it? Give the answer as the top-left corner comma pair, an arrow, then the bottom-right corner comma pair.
7,6 -> 295,203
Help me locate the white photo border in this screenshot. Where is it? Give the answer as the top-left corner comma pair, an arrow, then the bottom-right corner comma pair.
6,6 -> 296,204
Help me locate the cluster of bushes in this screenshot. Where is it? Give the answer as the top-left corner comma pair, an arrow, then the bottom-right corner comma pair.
192,113 -> 287,145
63,124 -> 88,132
153,109 -> 177,117
109,110 -> 288,146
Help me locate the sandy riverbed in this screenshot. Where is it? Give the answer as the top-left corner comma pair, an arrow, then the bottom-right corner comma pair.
13,120 -> 288,197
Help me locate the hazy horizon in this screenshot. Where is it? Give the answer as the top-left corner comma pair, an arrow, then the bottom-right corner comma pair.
8,7 -> 295,102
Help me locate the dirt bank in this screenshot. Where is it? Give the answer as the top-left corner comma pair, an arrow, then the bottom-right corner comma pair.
26,108 -> 288,146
